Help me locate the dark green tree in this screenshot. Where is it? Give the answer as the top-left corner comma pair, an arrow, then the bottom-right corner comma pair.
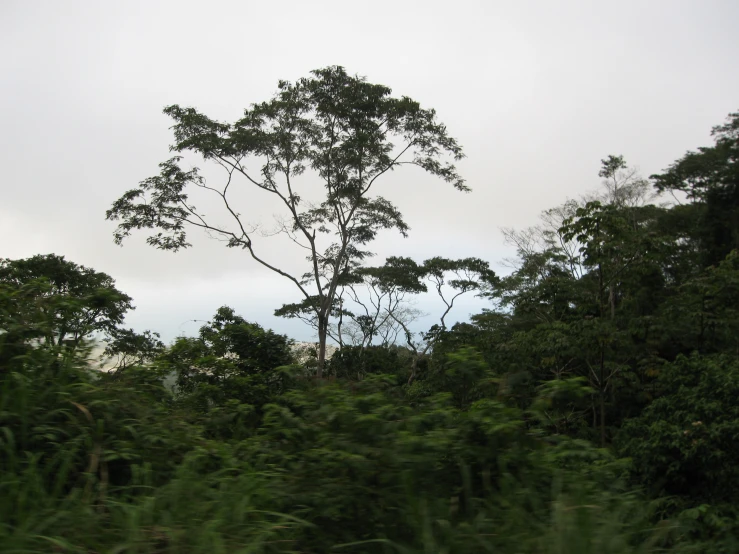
0,254 -> 133,350
651,111 -> 739,267
160,307 -> 295,434
106,66 -> 466,376
658,249 -> 739,357
560,200 -> 666,445
198,306 -> 295,373
619,352 -> 739,547
465,158 -> 675,444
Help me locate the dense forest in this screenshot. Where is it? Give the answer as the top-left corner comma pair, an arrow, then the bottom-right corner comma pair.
2,68 -> 739,553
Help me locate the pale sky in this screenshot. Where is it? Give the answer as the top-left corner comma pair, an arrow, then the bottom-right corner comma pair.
2,0 -> 738,343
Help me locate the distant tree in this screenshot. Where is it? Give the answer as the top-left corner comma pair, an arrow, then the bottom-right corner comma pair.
198,306 -> 294,373
369,256 -> 497,384
592,154 -> 652,208
499,156 -> 650,293
107,66 -> 467,376
472,157 -> 675,444
0,254 -> 133,350
336,256 -> 428,349
103,328 -> 165,371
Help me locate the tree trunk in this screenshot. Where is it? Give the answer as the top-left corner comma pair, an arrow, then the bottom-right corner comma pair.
599,344 -> 606,447
317,313 -> 328,379
597,255 -> 607,447
600,390 -> 606,447
336,298 -> 344,349
407,355 -> 418,385
609,284 -> 616,321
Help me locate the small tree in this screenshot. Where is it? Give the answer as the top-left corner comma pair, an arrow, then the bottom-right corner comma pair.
360,256 -> 496,384
336,256 -> 428,349
107,66 -> 466,376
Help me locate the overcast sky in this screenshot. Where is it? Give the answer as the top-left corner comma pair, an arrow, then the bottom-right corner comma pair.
2,0 -> 738,343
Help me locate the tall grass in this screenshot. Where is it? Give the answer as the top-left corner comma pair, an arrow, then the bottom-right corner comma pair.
1,347 -> 685,553
0,349 -> 304,553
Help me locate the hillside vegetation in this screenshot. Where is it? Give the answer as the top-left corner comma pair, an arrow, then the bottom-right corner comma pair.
2,70 -> 739,552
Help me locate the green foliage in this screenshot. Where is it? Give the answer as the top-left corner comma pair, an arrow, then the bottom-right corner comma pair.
327,344 -> 410,380
617,353 -> 739,551
0,296 -> 687,554
619,353 -> 739,504
651,111 -> 739,266
198,306 -> 295,374
529,377 -> 593,436
153,306 -> 297,440
431,346 -> 493,409
658,249 -> 739,356
0,253 -> 133,350
237,376 -> 664,553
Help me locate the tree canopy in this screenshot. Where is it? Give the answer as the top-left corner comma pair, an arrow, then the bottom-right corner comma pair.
0,253 -> 132,350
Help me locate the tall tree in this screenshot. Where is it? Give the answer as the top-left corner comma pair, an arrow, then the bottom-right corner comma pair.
107,66 -> 466,376
560,200 -> 664,445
